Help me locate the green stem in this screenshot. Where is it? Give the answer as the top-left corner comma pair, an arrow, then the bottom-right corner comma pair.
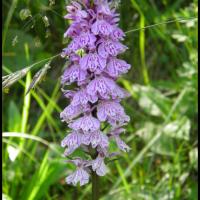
89,147 -> 99,200
92,171 -> 99,200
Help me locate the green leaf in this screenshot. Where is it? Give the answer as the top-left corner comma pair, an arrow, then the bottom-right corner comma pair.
189,148 -> 198,170
20,150 -> 67,200
150,134 -> 176,156
163,116 -> 191,140
132,84 -> 172,118
7,101 -> 21,132
136,122 -> 176,156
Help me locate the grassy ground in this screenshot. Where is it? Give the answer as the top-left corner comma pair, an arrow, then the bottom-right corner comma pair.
2,0 -> 198,199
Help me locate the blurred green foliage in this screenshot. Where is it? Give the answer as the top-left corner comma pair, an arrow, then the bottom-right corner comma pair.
2,0 -> 198,200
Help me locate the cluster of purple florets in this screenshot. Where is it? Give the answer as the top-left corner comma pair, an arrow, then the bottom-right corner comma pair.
60,0 -> 131,186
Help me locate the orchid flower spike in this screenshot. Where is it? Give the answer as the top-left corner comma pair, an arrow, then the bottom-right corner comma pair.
61,0 -> 131,186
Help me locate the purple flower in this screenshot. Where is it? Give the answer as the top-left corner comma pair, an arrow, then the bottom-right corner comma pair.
91,152 -> 108,176
61,0 -> 131,186
66,168 -> 89,186
65,2 -> 88,20
66,158 -> 90,186
61,64 -> 88,86
64,22 -> 80,38
61,131 -> 82,148
63,33 -> 96,56
60,104 -> 82,122
111,27 -> 125,41
91,19 -> 113,36
69,115 -> 100,133
82,131 -> 109,149
98,39 -> 128,58
62,41 -> 79,56
60,104 -> 90,122
115,137 -> 131,152
109,128 -> 131,152
71,88 -> 98,106
62,89 -> 76,100
80,52 -> 106,74
76,32 -> 97,50
95,0 -> 113,16
87,76 -> 130,100
105,57 -> 131,77
97,100 -> 130,126
61,131 -> 83,155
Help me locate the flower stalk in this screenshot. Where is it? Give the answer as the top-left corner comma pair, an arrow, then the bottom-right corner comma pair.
92,171 -> 99,200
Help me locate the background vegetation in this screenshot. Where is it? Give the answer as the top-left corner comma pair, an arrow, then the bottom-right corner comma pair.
2,0 -> 198,199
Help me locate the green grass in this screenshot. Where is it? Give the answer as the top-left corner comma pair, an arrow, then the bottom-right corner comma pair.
2,0 -> 198,200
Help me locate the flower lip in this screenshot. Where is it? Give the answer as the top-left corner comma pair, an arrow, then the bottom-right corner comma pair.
91,19 -> 113,36
86,75 -> 130,100
98,39 -> 128,58
80,52 -> 106,74
68,114 -> 101,133
61,64 -> 88,86
97,100 -> 130,126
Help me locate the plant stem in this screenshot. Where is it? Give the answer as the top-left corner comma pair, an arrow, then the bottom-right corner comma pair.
92,171 -> 99,200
